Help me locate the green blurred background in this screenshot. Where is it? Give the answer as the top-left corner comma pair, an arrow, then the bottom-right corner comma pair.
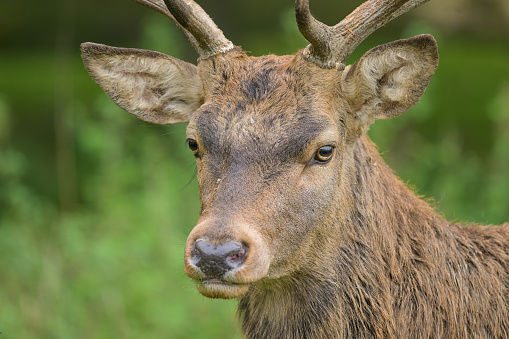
1,0 -> 508,338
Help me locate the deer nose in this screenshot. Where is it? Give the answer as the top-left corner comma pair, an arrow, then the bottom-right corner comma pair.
191,239 -> 248,278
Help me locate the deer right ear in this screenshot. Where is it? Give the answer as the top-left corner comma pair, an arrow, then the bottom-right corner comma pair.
81,43 -> 204,124
340,34 -> 438,126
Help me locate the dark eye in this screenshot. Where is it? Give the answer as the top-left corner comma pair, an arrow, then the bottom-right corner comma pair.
186,138 -> 199,155
314,146 -> 334,163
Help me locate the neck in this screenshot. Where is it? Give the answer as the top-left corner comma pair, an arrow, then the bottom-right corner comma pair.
339,135 -> 445,263
324,135 -> 446,337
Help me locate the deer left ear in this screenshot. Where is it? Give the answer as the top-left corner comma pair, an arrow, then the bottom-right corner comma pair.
341,34 -> 438,125
81,43 -> 204,124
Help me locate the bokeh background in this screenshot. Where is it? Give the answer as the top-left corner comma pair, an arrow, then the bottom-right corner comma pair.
1,0 -> 508,338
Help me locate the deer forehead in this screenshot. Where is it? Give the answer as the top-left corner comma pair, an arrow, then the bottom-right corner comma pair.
191,106 -> 335,156
189,54 -> 346,156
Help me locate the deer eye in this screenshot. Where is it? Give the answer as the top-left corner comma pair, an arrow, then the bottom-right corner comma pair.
314,146 -> 334,163
186,138 -> 199,155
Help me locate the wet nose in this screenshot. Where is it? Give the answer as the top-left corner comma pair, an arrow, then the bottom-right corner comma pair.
191,239 -> 248,278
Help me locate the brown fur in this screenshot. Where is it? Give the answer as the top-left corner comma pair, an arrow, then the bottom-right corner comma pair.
82,27 -> 509,339
190,48 -> 508,337
238,136 -> 509,338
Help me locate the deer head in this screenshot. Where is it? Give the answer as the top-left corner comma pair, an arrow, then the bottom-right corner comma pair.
81,0 -> 438,299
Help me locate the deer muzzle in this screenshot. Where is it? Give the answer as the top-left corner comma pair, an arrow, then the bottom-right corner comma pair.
184,219 -> 271,299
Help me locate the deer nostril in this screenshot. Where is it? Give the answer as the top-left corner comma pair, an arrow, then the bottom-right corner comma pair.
192,240 -> 248,277
226,243 -> 248,264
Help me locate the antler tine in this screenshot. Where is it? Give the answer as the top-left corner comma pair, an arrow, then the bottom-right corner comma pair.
133,0 -> 234,58
162,0 -> 234,58
333,0 -> 430,63
296,0 -> 430,69
295,0 -> 336,67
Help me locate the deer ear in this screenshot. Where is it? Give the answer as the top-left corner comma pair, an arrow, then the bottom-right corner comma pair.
81,43 -> 204,124
341,34 -> 438,125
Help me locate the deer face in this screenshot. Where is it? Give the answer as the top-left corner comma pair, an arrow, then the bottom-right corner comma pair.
181,53 -> 348,298
81,0 -> 438,299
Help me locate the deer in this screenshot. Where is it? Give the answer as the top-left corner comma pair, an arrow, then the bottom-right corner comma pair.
81,0 -> 509,337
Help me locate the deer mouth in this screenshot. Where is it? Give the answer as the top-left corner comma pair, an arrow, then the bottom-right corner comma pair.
196,278 -> 251,299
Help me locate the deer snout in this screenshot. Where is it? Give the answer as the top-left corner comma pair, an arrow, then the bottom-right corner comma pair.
184,220 -> 271,299
191,239 -> 248,278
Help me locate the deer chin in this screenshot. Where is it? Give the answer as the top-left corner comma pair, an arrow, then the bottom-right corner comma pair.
196,278 -> 251,299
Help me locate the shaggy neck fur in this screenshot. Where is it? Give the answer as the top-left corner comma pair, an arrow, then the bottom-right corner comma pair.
238,135 -> 509,339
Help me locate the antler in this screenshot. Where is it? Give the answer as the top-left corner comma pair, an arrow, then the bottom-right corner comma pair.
133,0 -> 234,58
295,0 -> 430,69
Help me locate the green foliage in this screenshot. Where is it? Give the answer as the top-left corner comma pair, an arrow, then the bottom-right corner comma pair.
0,12 -> 240,339
0,5 -> 508,338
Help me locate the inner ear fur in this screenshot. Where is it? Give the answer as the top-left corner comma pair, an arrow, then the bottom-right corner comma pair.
81,43 -> 204,124
341,34 -> 438,124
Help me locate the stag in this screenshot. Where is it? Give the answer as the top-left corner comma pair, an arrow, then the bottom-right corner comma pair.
81,0 -> 509,337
